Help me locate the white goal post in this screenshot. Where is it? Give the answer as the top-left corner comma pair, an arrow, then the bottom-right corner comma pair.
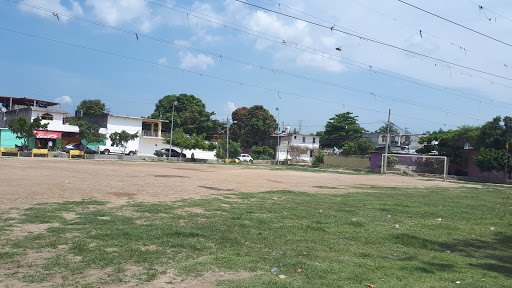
381,154 -> 448,180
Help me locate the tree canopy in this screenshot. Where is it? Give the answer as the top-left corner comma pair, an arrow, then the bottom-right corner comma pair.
342,138 -> 375,155
8,116 -> 49,150
374,124 -> 398,134
77,99 -> 106,116
69,119 -> 105,147
320,112 -> 366,148
230,105 -> 278,148
150,94 -> 220,135
109,130 -> 139,153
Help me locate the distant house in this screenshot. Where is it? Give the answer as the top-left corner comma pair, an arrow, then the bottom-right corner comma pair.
270,126 -> 320,162
76,113 -> 168,156
364,132 -> 424,153
0,96 -> 79,148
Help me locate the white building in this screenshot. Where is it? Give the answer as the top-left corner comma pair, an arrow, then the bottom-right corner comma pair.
274,127 -> 320,162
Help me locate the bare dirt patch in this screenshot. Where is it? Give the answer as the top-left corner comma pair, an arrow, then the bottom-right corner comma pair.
0,158 -> 467,209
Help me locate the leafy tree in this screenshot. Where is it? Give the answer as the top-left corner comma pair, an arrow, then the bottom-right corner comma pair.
416,125 -> 480,166
342,138 -> 374,155
474,148 -> 509,173
215,140 -> 242,159
109,130 -> 139,154
69,119 -> 106,149
230,105 -> 278,148
320,112 -> 366,148
77,99 -> 106,116
374,124 -> 398,134
8,116 -> 49,150
164,128 -> 213,160
150,94 -> 220,135
250,146 -> 274,160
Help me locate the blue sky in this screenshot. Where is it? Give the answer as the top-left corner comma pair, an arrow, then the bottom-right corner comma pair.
1,0 -> 512,134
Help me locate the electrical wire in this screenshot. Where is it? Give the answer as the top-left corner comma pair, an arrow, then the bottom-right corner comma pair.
2,2 -> 495,120
0,27 -> 461,128
234,0 -> 512,81
9,0 -> 512,110
462,0 -> 512,24
397,0 -> 512,48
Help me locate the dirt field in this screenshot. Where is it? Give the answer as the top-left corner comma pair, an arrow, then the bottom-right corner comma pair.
0,157 -> 466,209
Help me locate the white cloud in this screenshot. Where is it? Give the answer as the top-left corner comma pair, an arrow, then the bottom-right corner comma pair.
85,0 -> 159,33
226,101 -> 236,113
18,0 -> 83,21
54,95 -> 72,105
296,53 -> 345,73
179,52 -> 215,70
158,57 -> 168,65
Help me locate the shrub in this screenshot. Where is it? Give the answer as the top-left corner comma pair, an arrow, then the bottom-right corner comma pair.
312,150 -> 324,167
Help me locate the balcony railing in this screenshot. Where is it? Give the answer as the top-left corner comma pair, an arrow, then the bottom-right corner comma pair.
141,130 -> 170,138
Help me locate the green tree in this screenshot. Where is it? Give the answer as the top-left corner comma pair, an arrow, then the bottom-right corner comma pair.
416,125 -> 480,166
70,120 -> 106,149
342,138 -> 374,155
150,94 -> 220,135
250,146 -> 274,160
109,130 -> 139,155
320,112 -> 366,148
77,99 -> 106,116
164,128 -> 213,160
230,105 -> 278,148
8,116 -> 49,150
374,124 -> 398,134
474,148 -> 508,173
215,140 -> 242,159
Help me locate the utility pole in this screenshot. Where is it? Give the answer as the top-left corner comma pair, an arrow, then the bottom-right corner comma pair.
276,108 -> 280,165
169,101 -> 177,160
382,109 -> 391,174
226,116 -> 230,159
298,120 -> 303,134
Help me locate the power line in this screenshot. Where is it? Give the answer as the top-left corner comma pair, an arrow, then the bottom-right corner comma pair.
0,27 -> 461,128
462,0 -> 512,24
397,0 -> 512,48
10,0 -> 512,110
3,3 -> 495,119
233,0 -> 512,81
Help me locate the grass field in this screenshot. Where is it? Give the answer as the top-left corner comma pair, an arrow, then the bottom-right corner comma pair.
1,184 -> 511,287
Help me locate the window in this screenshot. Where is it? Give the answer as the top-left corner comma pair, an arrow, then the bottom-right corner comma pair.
381,135 -> 387,142
294,136 -> 296,139
41,113 -> 53,121
313,138 -> 316,143
302,137 -> 306,143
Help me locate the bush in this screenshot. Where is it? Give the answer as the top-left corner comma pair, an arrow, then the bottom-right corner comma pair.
251,146 -> 274,160
155,150 -> 164,157
312,150 -> 324,167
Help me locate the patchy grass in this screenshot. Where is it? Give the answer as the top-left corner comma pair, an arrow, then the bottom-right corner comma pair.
0,186 -> 511,287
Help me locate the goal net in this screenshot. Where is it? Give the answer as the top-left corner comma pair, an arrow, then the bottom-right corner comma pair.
381,154 -> 448,180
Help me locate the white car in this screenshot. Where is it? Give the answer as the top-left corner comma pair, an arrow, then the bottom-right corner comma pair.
236,154 -> 254,163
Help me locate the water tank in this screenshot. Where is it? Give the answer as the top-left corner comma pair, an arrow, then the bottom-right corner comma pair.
38,101 -> 48,108
285,126 -> 291,134
75,109 -> 83,117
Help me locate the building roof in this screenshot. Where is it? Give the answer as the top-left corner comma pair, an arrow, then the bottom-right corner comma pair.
0,96 -> 59,107
108,114 -> 168,123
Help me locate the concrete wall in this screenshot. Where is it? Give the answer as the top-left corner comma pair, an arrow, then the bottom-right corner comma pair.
31,110 -> 78,133
0,129 -> 24,148
139,137 -> 165,156
325,155 -> 370,169
106,115 -> 142,151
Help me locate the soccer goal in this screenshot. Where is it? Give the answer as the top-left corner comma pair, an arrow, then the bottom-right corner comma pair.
380,154 -> 448,180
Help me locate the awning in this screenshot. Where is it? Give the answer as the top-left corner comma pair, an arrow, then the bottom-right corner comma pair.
33,130 -> 62,139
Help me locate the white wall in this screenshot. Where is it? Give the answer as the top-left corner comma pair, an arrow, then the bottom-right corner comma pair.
106,116 -> 142,150
31,111 -> 78,133
139,137 -> 165,156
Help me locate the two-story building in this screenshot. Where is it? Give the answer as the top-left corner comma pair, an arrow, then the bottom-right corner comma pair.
272,126 -> 320,162
363,132 -> 423,153
0,96 -> 80,148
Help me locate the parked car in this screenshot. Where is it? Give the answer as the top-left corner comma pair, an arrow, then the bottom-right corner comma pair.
96,144 -> 137,156
154,148 -> 186,158
235,154 -> 254,163
61,143 -> 98,154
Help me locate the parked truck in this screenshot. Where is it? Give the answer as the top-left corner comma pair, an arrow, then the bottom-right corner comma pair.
96,144 -> 138,156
